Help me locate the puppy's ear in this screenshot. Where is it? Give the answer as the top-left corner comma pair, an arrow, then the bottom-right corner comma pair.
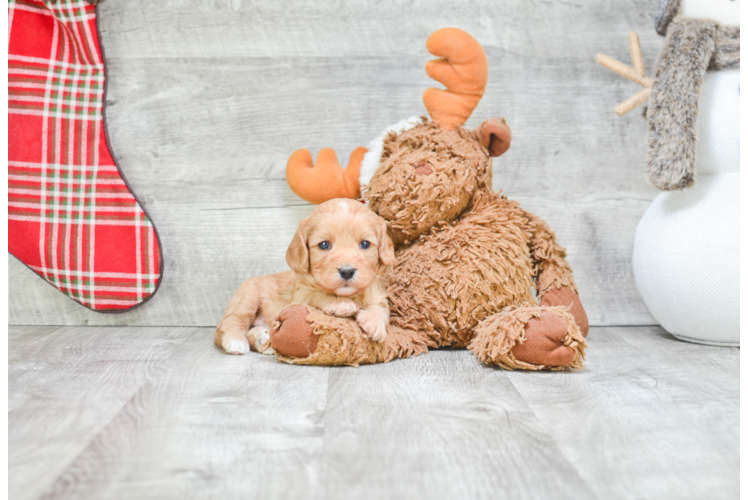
286,221 -> 310,273
377,218 -> 396,266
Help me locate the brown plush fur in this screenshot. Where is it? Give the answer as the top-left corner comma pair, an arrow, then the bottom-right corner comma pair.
646,18 -> 740,191
389,191 -> 536,348
273,117 -> 588,369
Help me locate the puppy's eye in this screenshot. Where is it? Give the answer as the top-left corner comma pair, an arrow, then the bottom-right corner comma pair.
360,240 -> 371,249
318,241 -> 331,250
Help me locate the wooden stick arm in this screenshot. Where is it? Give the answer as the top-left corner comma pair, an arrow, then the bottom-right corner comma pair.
595,53 -> 653,88
595,31 -> 652,116
615,87 -> 651,116
628,32 -> 645,76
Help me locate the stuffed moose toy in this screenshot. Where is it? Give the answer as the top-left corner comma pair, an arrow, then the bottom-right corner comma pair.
266,28 -> 589,369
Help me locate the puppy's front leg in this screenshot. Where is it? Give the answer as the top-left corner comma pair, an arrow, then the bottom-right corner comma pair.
216,317 -> 250,355
356,304 -> 389,342
322,299 -> 360,318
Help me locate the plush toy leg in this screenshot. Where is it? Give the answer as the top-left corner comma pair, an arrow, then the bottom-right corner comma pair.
269,304 -> 430,367
468,305 -> 586,370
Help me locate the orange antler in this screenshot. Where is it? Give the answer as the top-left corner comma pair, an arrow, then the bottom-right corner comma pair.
285,147 -> 366,204
423,28 -> 488,129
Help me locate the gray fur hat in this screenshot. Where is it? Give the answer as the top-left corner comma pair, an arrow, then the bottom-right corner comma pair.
655,0 -> 681,35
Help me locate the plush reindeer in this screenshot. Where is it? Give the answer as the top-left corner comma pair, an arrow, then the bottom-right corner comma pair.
270,28 -> 589,368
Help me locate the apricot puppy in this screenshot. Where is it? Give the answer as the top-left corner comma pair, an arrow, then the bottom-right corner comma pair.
215,199 -> 396,355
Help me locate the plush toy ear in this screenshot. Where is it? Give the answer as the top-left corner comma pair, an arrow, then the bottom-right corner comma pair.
286,221 -> 310,273
377,219 -> 396,266
480,119 -> 512,157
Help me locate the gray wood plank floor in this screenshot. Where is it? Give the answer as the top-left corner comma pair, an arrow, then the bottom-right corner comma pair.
10,0 -> 665,328
9,326 -> 738,500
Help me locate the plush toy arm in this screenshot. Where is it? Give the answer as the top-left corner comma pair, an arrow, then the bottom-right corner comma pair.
269,304 -> 430,366
522,210 -> 577,296
522,210 -> 589,337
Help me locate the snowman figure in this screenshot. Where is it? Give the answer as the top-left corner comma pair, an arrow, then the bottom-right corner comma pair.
597,0 -> 740,345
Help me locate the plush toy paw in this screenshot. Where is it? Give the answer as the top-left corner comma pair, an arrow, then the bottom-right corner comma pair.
322,300 -> 360,318
540,287 -> 589,338
269,304 -> 319,358
512,311 -> 576,367
355,309 -> 388,342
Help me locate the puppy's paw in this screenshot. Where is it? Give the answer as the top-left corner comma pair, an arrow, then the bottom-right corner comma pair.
356,310 -> 388,342
222,335 -> 250,355
322,300 -> 360,318
247,326 -> 274,355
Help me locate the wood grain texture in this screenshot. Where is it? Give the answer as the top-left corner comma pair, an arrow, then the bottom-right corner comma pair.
9,0 -> 665,326
315,354 -> 597,499
8,325 -> 739,499
8,326 -> 196,500
508,327 -> 740,500
36,328 -> 331,500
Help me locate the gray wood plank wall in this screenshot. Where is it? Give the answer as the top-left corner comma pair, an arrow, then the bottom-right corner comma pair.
9,0 -> 664,327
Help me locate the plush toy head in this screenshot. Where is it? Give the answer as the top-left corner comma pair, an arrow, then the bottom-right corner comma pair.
285,28 -> 512,244
364,119 -> 509,246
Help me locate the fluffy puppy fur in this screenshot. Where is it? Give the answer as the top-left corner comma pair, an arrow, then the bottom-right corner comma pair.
215,198 -> 396,355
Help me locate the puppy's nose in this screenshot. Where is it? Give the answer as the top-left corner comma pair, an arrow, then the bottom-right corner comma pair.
338,266 -> 356,281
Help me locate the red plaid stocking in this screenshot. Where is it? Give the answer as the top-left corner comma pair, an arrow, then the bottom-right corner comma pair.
8,0 -> 163,312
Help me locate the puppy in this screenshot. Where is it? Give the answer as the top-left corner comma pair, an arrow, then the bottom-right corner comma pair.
215,198 -> 396,355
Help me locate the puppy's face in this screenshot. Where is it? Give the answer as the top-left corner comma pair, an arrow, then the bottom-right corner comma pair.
286,199 -> 396,297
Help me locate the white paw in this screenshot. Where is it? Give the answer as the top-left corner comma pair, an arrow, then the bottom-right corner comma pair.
223,337 -> 250,355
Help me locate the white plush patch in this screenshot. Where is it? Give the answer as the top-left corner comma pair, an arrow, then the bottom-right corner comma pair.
224,338 -> 249,355
338,199 -> 349,212
359,116 -> 422,193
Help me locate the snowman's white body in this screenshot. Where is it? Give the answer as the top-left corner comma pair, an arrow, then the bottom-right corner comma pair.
633,68 -> 740,345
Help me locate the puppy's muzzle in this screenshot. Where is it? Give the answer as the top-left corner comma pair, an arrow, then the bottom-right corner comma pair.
338,266 -> 356,281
